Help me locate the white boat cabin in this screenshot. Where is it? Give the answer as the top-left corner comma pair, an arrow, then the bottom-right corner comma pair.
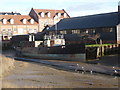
44,34 -> 65,47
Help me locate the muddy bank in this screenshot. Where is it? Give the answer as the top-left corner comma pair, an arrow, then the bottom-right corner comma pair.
1,50 -> 119,88
0,53 -> 15,89
2,60 -> 119,88
0,54 -> 15,78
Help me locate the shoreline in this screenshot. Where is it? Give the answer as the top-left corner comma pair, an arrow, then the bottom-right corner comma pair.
0,54 -> 15,78
1,50 -> 119,88
2,59 -> 119,88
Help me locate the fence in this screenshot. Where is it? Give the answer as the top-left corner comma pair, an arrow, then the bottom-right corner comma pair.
86,44 -> 119,60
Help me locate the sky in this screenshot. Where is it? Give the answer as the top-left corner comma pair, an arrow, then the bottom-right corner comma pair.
1,0 -> 120,17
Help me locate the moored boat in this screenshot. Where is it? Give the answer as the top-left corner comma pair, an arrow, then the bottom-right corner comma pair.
16,34 -> 86,62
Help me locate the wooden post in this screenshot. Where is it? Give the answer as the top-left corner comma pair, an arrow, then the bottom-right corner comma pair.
102,46 -> 104,56
104,46 -> 106,55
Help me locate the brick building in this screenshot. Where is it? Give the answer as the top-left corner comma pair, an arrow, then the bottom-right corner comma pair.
0,15 -> 38,47
29,8 -> 70,32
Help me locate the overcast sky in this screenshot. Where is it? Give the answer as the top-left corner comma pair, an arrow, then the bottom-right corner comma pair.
1,0 -> 120,17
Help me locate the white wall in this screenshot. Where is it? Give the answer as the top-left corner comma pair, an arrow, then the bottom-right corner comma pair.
117,24 -> 120,44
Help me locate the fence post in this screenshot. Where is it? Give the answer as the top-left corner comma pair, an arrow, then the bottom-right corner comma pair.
102,46 -> 104,56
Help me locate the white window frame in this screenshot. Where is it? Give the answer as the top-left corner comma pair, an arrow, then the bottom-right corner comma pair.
64,13 -> 67,17
3,19 -> 7,24
23,28 -> 27,32
10,19 -> 14,24
14,28 -> 17,32
41,12 -> 44,17
58,13 -> 61,17
23,19 -> 27,24
47,12 -> 51,17
30,19 -> 34,24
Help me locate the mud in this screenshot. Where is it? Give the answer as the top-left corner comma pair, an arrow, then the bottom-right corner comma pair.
2,59 -> 119,88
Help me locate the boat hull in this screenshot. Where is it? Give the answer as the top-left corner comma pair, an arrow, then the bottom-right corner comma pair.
21,52 -> 86,62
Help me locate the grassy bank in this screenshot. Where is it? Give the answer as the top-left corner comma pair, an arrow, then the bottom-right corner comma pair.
85,44 -> 115,47
0,54 -> 15,78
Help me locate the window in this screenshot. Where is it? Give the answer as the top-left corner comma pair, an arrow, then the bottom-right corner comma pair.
30,19 -> 34,24
8,29 -> 12,33
40,12 -> 44,17
10,19 -> 14,24
3,19 -> 7,24
60,30 -> 67,34
63,13 -> 67,17
2,29 -> 6,32
102,28 -> 113,32
72,30 -> 80,34
14,28 -> 17,32
2,29 -> 7,35
22,19 -> 27,24
85,29 -> 95,34
8,29 -> 11,31
47,12 -> 51,17
24,28 -> 27,32
8,29 -> 12,36
29,29 -> 34,33
58,13 -> 61,17
34,29 -> 37,33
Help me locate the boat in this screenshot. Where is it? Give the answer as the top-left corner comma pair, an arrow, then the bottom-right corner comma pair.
16,33 -> 86,62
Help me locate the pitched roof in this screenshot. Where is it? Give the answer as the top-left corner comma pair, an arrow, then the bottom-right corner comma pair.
33,8 -> 70,18
46,12 -> 119,31
0,15 -> 38,25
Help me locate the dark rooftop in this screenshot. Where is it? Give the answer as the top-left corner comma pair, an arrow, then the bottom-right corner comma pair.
46,12 -> 119,31
0,12 -> 21,15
